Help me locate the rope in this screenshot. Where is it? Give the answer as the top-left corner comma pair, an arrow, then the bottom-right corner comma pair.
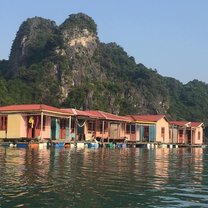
77,120 -> 86,127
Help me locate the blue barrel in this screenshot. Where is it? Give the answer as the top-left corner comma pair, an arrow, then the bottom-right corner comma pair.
88,143 -> 99,148
17,143 -> 28,148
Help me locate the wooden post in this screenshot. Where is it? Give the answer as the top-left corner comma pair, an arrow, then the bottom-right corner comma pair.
118,123 -> 120,139
95,119 -> 97,140
75,116 -> 78,146
69,116 -> 71,141
108,122 -> 110,143
130,124 -> 132,141
124,123 -> 127,139
190,127 -> 192,145
102,120 -> 105,143
183,128 -> 185,144
172,124 -> 174,144
40,112 -> 43,140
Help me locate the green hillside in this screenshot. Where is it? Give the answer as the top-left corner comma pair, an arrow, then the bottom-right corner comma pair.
0,13 -> 207,127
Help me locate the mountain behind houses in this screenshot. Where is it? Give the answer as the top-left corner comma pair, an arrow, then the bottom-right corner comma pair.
0,13 -> 208,126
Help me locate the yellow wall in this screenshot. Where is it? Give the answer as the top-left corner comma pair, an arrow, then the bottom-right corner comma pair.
0,131 -> 6,138
156,118 -> 170,143
7,114 -> 22,138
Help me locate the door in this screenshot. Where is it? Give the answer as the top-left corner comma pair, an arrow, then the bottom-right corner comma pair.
110,123 -> 118,139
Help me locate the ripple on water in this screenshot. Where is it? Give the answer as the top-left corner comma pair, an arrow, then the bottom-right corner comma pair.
1,147 -> 208,208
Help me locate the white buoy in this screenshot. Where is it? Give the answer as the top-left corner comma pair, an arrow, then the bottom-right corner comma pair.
77,143 -> 85,148
162,144 -> 167,148
70,143 -> 75,148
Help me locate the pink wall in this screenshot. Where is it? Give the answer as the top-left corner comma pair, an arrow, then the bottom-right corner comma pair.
20,116 -> 27,138
42,116 -> 51,139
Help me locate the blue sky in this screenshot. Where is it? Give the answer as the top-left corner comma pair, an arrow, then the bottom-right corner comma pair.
1,0 -> 208,84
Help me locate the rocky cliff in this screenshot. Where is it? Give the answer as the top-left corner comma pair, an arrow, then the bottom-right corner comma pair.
0,13 -> 207,126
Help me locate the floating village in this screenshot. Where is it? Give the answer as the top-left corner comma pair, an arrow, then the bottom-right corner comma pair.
0,104 -> 205,149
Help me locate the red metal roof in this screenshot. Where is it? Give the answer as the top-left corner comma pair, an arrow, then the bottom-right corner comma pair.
62,108 -> 95,117
169,121 -> 191,127
83,110 -> 105,119
85,110 -> 131,122
190,122 -> 204,128
0,104 -> 71,115
169,121 -> 204,128
123,116 -> 134,122
130,114 -> 166,122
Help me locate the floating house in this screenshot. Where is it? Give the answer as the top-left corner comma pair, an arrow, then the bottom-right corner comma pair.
61,108 -> 97,141
0,104 -> 72,141
61,109 -> 130,142
169,121 -> 204,145
0,104 -> 205,146
85,110 -> 131,142
125,115 -> 170,143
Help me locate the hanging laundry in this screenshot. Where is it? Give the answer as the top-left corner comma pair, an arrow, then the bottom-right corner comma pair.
29,116 -> 34,128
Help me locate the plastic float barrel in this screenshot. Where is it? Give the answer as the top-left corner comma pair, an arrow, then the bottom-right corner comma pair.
54,142 -> 64,148
16,142 -> 28,148
88,143 -> 99,148
1,142 -> 10,147
76,143 -> 85,148
116,143 -> 123,148
64,143 -> 71,148
70,143 -> 75,148
106,143 -> 115,148
162,144 -> 167,148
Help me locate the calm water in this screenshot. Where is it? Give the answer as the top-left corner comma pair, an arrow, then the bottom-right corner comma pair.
0,146 -> 208,208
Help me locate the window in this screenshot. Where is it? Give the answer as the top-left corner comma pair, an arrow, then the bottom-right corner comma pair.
198,132 -> 201,140
60,118 -> 67,129
126,124 -> 135,134
144,126 -> 149,137
179,130 -> 183,137
71,119 -> 75,133
161,127 -> 165,138
88,121 -> 95,133
99,121 -> 107,134
0,116 -> 7,130
131,125 -> 135,133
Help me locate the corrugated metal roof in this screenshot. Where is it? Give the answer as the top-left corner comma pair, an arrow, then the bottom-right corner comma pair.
85,110 -> 131,122
62,108 -> 95,117
169,121 -> 191,127
190,122 -> 204,128
0,104 -> 71,115
129,114 -> 166,122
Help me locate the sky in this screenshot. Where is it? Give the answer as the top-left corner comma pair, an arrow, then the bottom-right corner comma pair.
1,0 -> 208,84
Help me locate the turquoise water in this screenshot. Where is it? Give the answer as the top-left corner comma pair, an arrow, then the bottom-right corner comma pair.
0,146 -> 208,208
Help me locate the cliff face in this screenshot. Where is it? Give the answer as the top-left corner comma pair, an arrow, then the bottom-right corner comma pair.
9,17 -> 58,75
5,13 -> 170,114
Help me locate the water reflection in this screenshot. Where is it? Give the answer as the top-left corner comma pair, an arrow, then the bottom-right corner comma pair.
0,146 -> 208,208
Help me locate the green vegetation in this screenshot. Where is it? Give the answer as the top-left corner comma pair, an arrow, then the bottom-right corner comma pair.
0,13 -> 207,128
